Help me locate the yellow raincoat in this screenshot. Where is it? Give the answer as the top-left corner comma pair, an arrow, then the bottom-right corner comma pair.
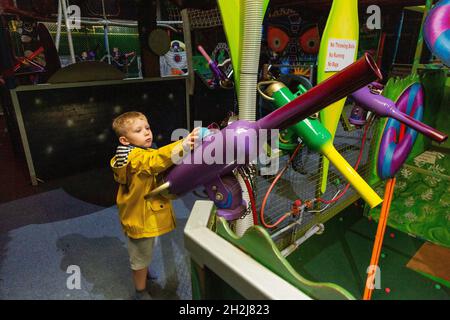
110,140 -> 184,239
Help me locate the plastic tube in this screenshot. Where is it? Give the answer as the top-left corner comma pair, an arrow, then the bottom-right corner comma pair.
321,142 -> 382,208
351,85 -> 448,143
238,0 -> 265,122
234,0 -> 265,235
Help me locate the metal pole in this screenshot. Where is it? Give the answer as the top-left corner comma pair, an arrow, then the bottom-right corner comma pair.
181,9 -> 195,95
102,0 -> 111,64
392,9 -> 405,66
55,0 -> 62,51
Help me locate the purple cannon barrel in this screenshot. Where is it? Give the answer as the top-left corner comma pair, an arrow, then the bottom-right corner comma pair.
164,53 -> 383,196
351,85 -> 448,143
164,120 -> 259,196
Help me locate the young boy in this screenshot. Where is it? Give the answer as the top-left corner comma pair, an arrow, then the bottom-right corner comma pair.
110,111 -> 199,300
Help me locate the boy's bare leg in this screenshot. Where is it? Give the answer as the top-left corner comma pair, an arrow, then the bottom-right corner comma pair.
132,268 -> 148,291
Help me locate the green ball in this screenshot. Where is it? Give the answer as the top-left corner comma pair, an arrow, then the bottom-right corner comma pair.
435,284 -> 441,290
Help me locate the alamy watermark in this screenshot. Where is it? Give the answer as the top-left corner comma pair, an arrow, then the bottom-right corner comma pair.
66,265 -> 81,290
67,5 -> 81,30
366,5 -> 381,30
366,265 -> 381,290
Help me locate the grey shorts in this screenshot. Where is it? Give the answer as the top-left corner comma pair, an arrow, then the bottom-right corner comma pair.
127,237 -> 156,270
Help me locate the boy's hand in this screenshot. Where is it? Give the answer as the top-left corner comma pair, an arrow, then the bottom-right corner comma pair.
183,127 -> 200,150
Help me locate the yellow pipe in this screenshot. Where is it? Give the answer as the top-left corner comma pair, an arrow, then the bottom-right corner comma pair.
321,143 -> 383,208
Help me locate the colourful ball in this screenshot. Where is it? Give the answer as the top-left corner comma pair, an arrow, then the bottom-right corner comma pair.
424,0 -> 450,66
199,127 -> 212,140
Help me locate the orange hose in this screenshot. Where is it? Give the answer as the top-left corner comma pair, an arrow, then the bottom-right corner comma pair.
363,177 -> 396,300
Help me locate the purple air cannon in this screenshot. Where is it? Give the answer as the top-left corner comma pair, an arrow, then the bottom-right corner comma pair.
351,84 -> 448,143
148,54 -> 383,220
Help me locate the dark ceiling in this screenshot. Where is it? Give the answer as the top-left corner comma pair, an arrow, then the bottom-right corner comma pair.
167,0 -> 434,11
271,0 -> 431,7
0,0 -> 436,21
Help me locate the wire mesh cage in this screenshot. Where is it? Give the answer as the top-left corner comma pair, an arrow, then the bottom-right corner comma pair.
254,104 -> 380,253
188,7 -> 222,29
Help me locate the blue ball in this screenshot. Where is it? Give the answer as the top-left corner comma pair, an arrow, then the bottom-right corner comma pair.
199,127 -> 211,139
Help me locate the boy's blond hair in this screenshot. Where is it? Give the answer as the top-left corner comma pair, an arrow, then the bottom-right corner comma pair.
112,111 -> 147,137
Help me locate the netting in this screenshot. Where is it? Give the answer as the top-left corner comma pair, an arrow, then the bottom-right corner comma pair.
41,21 -> 141,77
167,5 -> 222,29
